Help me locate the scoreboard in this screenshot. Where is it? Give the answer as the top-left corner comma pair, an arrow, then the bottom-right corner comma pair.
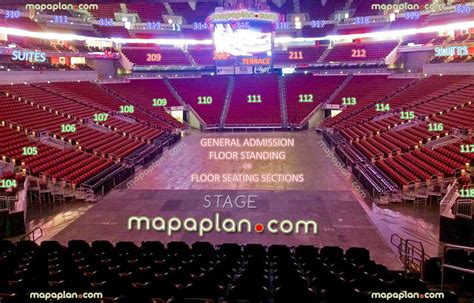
207,10 -> 279,72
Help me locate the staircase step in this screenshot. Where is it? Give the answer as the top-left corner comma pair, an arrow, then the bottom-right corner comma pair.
220,77 -> 235,128
164,2 -> 174,16
278,76 -> 288,128
324,74 -> 353,105
162,78 -> 186,107
317,45 -> 333,63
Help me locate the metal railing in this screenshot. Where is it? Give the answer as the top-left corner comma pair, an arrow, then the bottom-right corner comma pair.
441,244 -> 474,291
0,195 -> 17,212
440,180 -> 459,219
219,77 -> 235,128
278,76 -> 288,128
454,199 -> 473,219
0,196 -> 8,211
298,103 -> 322,129
391,233 -> 429,279
20,226 -> 43,242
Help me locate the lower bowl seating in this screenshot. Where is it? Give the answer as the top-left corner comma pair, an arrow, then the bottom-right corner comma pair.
0,240 -> 460,303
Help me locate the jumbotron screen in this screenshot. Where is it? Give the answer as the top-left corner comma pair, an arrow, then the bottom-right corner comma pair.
208,10 -> 278,65
213,21 -> 273,56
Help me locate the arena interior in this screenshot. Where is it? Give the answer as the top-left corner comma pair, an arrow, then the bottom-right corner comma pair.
0,0 -> 473,302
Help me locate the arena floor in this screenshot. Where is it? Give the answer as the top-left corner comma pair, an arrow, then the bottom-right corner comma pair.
47,130 -> 440,270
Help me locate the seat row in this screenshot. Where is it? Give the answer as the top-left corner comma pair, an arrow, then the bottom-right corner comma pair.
0,125 -> 114,185
0,240 -> 456,303
376,139 -> 473,186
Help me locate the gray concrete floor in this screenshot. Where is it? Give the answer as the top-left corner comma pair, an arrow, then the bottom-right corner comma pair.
24,200 -> 93,241
128,130 -> 352,191
33,130 -> 441,270
19,131 -> 439,269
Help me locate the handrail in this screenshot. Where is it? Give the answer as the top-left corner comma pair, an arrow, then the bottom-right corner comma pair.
390,233 -> 429,278
187,104 -> 208,128
298,103 -> 322,128
454,199 -> 473,219
441,244 -> 474,290
390,233 -> 404,255
223,123 -> 283,128
219,76 -> 235,128
20,226 -> 43,242
440,180 -> 459,219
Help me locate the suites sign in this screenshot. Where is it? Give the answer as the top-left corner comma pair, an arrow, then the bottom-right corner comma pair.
11,50 -> 47,63
434,45 -> 469,57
